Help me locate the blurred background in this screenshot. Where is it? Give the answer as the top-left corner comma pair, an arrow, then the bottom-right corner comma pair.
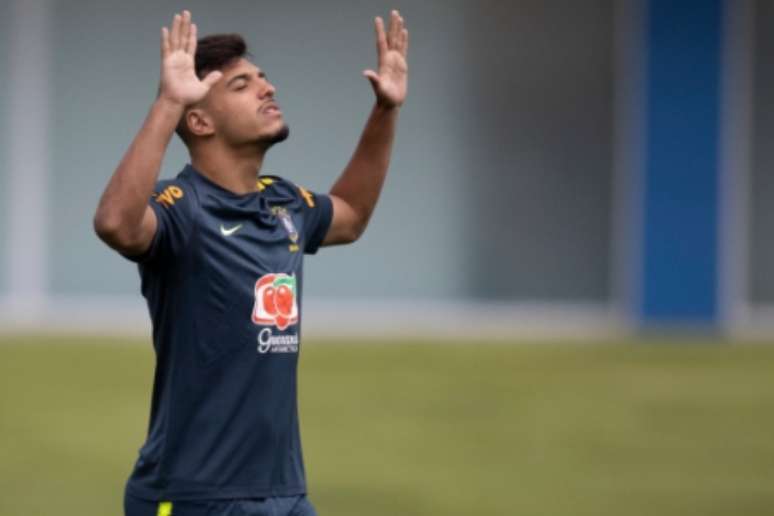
1,0 -> 774,515
2,0 -> 774,339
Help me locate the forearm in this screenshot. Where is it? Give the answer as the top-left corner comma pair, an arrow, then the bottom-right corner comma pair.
330,103 -> 399,234
94,98 -> 183,242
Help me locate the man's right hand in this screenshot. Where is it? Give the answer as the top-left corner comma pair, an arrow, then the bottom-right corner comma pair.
159,10 -> 222,107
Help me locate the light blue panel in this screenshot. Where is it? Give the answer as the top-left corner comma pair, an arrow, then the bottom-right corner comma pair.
459,0 -> 616,301
49,0 -> 467,298
48,0 -> 618,302
50,0 -> 185,296
0,1 -> 10,296
750,0 -> 774,303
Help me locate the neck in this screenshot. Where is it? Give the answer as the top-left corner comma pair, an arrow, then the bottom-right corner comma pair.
190,140 -> 268,195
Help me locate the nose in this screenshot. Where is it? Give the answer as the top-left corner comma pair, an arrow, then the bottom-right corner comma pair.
259,78 -> 276,99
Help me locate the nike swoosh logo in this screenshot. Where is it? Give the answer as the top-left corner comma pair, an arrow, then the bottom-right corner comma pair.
220,223 -> 243,237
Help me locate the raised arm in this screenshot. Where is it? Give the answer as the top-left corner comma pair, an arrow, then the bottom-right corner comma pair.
93,10 -> 222,256
323,10 -> 409,245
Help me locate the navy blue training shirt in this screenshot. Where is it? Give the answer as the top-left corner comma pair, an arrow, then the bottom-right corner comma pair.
124,164 -> 332,501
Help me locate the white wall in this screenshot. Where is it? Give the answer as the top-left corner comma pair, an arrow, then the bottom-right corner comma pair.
1,0 -> 626,336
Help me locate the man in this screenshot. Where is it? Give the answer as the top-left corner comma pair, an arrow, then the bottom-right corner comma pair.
93,9 -> 408,516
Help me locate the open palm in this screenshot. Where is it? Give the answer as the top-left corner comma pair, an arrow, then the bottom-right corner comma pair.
364,11 -> 409,109
159,11 -> 222,106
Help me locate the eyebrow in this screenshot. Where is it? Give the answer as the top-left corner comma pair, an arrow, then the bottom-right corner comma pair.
226,70 -> 267,87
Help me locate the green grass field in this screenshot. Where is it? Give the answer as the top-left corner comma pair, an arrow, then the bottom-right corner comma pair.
1,335 -> 774,516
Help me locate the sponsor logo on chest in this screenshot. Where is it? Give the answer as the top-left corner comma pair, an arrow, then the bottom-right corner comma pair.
252,273 -> 299,354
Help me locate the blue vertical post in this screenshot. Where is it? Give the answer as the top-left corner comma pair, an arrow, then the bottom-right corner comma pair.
640,0 -> 723,327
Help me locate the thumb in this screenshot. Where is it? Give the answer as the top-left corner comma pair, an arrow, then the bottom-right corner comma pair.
363,70 -> 380,90
202,70 -> 223,89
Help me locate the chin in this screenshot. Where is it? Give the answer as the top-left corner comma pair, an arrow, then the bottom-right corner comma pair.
261,124 -> 290,146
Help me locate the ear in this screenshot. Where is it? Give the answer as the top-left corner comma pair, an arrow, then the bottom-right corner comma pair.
185,108 -> 215,137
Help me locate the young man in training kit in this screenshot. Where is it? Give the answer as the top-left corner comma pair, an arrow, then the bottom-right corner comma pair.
93,9 -> 408,516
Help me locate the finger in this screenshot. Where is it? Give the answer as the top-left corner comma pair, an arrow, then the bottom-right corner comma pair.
161,27 -> 171,58
170,13 -> 182,50
374,16 -> 387,57
400,28 -> 409,56
363,69 -> 380,90
398,14 -> 406,46
202,70 -> 223,89
187,22 -> 198,55
180,10 -> 191,50
389,10 -> 401,49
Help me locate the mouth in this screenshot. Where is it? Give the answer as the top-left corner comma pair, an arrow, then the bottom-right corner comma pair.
261,102 -> 282,116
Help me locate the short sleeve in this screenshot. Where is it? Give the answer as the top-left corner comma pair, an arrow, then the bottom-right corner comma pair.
296,185 -> 333,255
123,180 -> 195,264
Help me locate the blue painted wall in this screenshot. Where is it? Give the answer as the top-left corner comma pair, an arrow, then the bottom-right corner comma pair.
641,0 -> 722,325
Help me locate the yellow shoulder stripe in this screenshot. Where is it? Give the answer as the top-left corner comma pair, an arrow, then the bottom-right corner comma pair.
256,177 -> 275,192
157,501 -> 173,516
298,185 -> 315,208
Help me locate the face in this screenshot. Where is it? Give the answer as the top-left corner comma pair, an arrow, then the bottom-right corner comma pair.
198,58 -> 289,147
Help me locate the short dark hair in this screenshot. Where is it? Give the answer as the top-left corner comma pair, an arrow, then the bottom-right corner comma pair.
195,33 -> 249,79
177,33 -> 249,143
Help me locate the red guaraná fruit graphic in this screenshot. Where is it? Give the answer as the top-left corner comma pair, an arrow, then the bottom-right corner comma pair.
275,315 -> 289,329
252,273 -> 298,330
263,286 -> 277,316
275,285 -> 293,316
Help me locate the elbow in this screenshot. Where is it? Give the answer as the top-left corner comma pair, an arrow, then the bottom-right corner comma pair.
93,209 -> 120,244
345,218 -> 368,244
93,210 -> 138,250
342,228 -> 362,245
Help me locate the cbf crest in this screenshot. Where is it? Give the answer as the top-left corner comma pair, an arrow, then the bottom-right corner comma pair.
272,206 -> 300,252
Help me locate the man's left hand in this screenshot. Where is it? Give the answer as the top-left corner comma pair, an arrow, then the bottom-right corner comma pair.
363,10 -> 409,109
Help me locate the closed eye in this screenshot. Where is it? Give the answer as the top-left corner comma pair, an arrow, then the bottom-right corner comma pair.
227,73 -> 251,90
